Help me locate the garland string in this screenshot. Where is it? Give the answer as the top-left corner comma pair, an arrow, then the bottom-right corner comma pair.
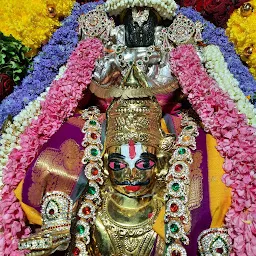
171,44 -> 256,256
0,38 -> 103,255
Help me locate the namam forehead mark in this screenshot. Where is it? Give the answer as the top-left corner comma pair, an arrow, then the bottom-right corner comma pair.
128,139 -> 136,159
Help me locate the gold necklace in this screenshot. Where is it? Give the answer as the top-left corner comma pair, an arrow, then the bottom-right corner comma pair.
98,194 -> 162,256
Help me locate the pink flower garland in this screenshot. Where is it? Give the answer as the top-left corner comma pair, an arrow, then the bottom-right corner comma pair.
170,44 -> 256,256
0,38 -> 103,256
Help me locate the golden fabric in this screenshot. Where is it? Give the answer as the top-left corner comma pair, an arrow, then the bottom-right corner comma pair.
28,139 -> 84,207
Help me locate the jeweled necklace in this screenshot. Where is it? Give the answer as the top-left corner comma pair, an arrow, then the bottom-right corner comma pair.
164,113 -> 199,256
72,106 -> 104,256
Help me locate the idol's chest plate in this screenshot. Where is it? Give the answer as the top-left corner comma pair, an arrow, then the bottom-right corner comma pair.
88,196 -> 164,256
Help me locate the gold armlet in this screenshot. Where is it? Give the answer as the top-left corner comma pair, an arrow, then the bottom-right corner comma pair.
19,192 -> 73,254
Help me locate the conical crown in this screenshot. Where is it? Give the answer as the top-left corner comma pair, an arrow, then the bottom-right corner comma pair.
105,64 -> 163,148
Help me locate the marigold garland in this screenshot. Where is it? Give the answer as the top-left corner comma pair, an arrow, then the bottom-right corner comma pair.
171,44 -> 256,256
201,45 -> 256,126
0,0 -> 75,53
0,38 -> 103,255
226,0 -> 256,79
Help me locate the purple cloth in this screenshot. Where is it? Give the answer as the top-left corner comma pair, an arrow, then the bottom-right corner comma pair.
185,128 -> 212,255
22,115 -> 85,212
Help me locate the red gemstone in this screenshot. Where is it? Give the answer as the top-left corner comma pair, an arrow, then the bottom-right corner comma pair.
91,167 -> 99,176
175,164 -> 183,172
216,248 -> 224,254
72,247 -> 80,255
49,209 -> 54,215
170,203 -> 179,213
180,216 -> 185,221
91,133 -> 98,140
172,250 -> 181,256
82,206 -> 91,215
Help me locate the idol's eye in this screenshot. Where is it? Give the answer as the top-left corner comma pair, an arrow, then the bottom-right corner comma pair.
108,161 -> 127,171
135,159 -> 155,170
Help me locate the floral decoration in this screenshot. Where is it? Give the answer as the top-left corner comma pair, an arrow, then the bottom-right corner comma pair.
0,74 -> 14,102
0,33 -> 32,86
226,0 -> 256,79
176,0 -> 247,27
171,44 -> 256,256
179,7 -> 256,106
0,0 -> 75,53
0,1 -> 103,129
0,38 -> 103,255
105,0 -> 178,19
0,65 -> 67,189
201,44 -> 256,126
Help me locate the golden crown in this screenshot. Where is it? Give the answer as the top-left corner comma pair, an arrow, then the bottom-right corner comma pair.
105,97 -> 163,148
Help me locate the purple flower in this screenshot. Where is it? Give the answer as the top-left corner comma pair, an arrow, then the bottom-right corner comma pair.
0,1 -> 104,127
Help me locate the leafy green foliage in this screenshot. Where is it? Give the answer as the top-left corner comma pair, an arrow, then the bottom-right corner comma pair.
0,32 -> 32,84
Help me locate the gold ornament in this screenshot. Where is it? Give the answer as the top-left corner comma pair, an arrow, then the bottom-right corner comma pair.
105,97 -> 163,149
243,46 -> 254,57
240,2 -> 254,17
90,64 -> 178,99
47,4 -> 56,18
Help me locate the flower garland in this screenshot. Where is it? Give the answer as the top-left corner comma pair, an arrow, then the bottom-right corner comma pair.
0,1 -> 103,128
178,7 -> 256,106
0,38 -> 103,255
176,0 -> 247,27
226,1 -> 256,79
201,45 -> 256,127
105,0 -> 178,19
0,0 -> 74,53
0,65 -> 67,189
171,44 -> 256,256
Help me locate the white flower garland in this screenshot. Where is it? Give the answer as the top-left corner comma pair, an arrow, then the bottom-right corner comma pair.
0,66 -> 67,188
105,0 -> 178,20
201,45 -> 256,127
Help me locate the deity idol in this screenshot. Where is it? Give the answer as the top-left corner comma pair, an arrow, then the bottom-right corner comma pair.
14,1 -> 234,255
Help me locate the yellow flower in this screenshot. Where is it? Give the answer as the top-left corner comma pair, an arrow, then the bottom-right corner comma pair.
0,0 -> 74,55
226,1 -> 256,79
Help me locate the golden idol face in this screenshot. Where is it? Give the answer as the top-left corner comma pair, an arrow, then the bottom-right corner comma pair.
106,141 -> 157,197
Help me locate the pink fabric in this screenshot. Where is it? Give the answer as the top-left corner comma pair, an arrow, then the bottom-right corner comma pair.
0,38 -> 103,255
171,44 -> 256,256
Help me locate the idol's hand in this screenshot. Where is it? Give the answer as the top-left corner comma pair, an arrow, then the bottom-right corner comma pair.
19,229 -> 71,256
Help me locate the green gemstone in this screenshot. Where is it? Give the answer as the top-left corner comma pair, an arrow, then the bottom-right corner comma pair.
180,196 -> 185,201
178,148 -> 186,155
88,186 -> 96,195
172,182 -> 180,192
90,148 -> 98,156
170,223 -> 179,233
185,125 -> 193,130
89,120 -> 97,126
77,224 -> 85,234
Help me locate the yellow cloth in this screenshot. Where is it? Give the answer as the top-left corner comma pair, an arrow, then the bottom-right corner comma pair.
14,180 -> 42,225
161,118 -> 169,134
206,134 -> 231,228
153,206 -> 165,239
